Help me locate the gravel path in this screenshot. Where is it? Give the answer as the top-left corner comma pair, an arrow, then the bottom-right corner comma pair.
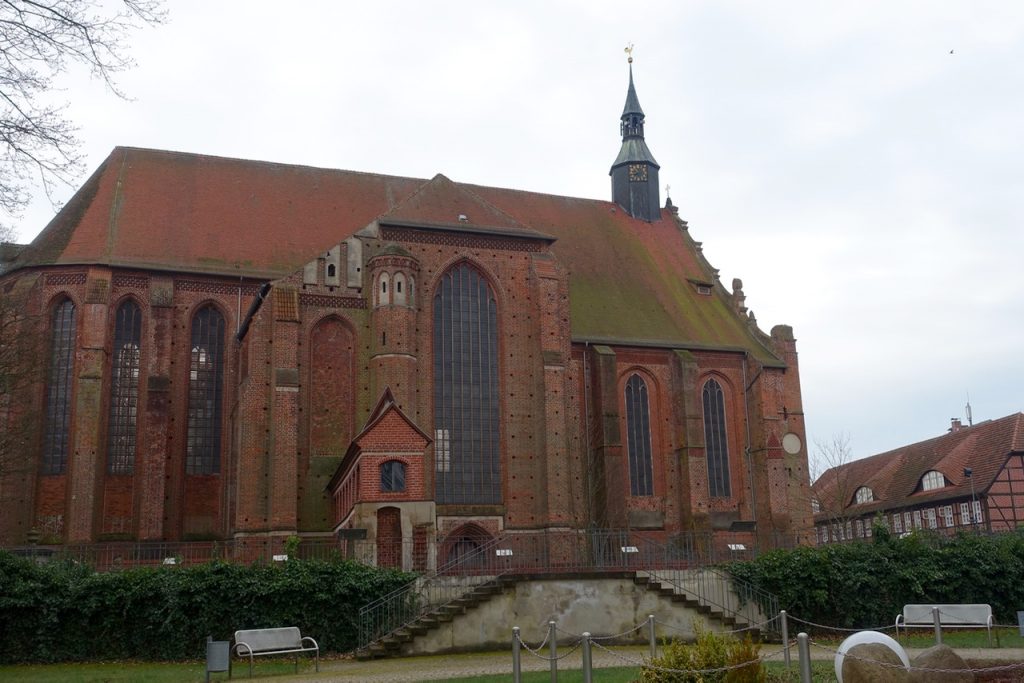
267,644 -> 1024,682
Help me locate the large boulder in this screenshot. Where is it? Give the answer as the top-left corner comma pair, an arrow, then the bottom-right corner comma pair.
908,645 -> 973,683
842,642 -> 910,683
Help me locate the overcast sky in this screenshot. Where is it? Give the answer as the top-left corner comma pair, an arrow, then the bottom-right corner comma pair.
11,1 -> 1023,466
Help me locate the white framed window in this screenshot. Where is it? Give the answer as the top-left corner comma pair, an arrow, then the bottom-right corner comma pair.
893,513 -> 903,533
855,520 -> 864,538
942,505 -> 954,527
865,521 -> 872,537
834,523 -> 842,541
921,470 -> 945,491
913,510 -> 923,529
845,521 -> 852,539
925,508 -> 937,529
972,500 -> 983,524
819,526 -> 828,544
434,428 -> 450,472
904,511 -> 913,531
854,486 -> 874,504
960,502 -> 971,525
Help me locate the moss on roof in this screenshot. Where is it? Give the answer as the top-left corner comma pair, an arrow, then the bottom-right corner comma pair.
13,147 -> 786,363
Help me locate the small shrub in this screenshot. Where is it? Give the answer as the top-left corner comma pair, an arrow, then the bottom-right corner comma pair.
637,622 -> 766,683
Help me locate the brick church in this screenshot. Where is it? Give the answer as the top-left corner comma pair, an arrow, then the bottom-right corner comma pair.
0,64 -> 813,561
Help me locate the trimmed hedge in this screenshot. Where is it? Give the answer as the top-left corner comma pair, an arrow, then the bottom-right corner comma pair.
0,552 -> 412,662
728,528 -> 1024,630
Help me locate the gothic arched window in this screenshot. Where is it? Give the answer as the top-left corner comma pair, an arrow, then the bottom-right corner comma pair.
433,263 -> 500,504
380,460 -> 407,492
394,273 -> 407,306
378,272 -> 390,306
186,305 -> 225,475
42,298 -> 76,474
624,374 -> 653,496
107,300 -> 142,474
702,378 -> 731,498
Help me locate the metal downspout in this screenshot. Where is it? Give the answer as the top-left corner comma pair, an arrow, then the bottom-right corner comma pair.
742,353 -> 757,530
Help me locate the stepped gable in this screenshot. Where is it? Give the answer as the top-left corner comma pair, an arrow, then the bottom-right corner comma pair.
469,184 -> 782,364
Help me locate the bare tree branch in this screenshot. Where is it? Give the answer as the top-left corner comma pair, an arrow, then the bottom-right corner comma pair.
0,0 -> 165,229
809,432 -> 859,525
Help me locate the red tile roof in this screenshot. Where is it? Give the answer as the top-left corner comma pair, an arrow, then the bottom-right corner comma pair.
14,147 -> 783,362
813,413 -> 1024,516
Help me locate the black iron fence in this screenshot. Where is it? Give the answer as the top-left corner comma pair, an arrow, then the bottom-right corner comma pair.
2,527 -> 810,572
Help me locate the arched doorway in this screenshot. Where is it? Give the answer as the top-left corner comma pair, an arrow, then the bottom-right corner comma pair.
440,523 -> 493,571
376,507 -> 402,568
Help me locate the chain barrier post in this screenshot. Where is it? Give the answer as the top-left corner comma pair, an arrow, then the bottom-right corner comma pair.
512,626 -> 521,683
648,614 -> 656,659
780,610 -> 790,669
582,632 -> 592,683
549,620 -> 557,683
797,632 -> 811,683
932,607 -> 942,645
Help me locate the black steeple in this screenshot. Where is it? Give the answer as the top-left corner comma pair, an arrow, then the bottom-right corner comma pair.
610,51 -> 661,221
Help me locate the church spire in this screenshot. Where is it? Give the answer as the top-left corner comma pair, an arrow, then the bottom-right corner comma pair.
610,46 -> 661,221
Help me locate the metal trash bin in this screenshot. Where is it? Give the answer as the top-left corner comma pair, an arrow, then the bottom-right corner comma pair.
206,635 -> 231,681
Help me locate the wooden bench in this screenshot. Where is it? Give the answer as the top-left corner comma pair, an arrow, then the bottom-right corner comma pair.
895,604 -> 994,645
232,627 -> 319,677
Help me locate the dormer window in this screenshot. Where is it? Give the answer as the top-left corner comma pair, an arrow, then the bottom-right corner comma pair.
688,279 -> 714,296
854,486 -> 874,505
921,470 -> 946,491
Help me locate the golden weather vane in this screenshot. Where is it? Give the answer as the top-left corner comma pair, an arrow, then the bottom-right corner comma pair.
624,43 -> 634,64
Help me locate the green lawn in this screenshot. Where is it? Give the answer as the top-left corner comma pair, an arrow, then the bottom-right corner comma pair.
0,660 -> 301,682
1,629 -> 1020,683
817,626 -> 1023,650
443,667 -> 639,683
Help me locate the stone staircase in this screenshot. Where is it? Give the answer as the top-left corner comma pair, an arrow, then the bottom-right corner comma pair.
633,568 -> 774,639
359,576 -> 513,659
359,570 -> 772,658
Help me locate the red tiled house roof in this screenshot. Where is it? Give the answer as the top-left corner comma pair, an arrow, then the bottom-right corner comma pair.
13,146 -> 783,363
812,412 -> 1024,518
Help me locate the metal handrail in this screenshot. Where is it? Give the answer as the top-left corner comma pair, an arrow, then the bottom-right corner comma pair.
642,562 -> 779,634
356,529 -> 782,649
358,533 -> 510,650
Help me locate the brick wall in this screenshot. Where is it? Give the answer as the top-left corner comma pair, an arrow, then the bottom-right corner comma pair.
1,231 -> 811,548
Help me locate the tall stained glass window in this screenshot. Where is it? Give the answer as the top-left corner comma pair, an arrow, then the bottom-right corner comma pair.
186,305 -> 225,475
624,374 -> 653,496
433,263 -> 500,504
42,299 -> 76,474
107,300 -> 142,474
702,378 -> 731,497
